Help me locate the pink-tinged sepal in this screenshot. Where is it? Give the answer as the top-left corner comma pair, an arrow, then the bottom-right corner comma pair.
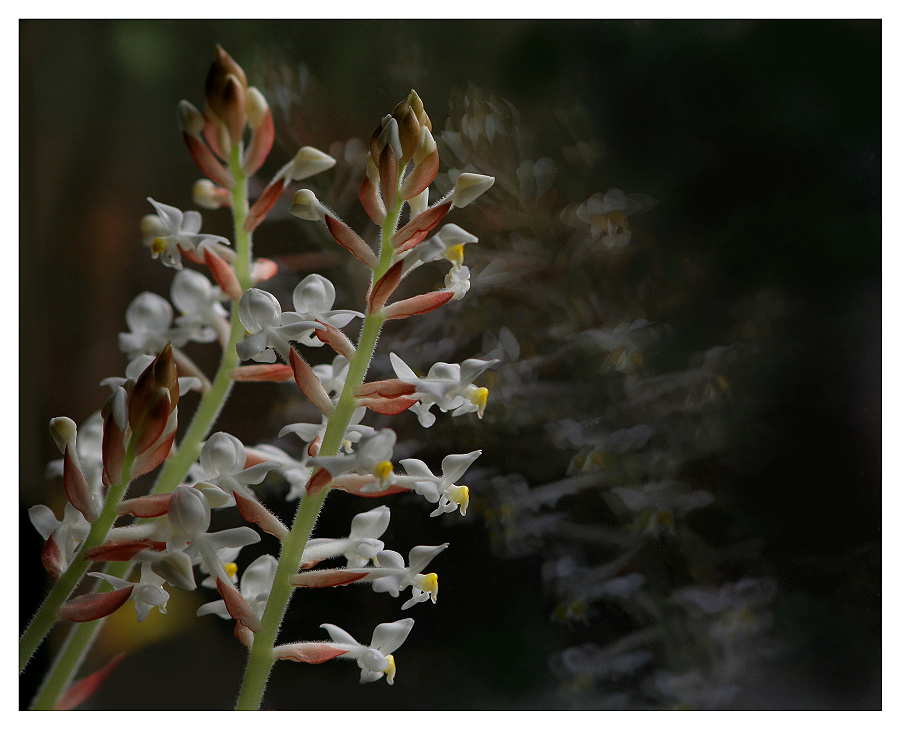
399,148 -> 439,201
378,144 -> 399,212
178,244 -> 206,266
306,468 -> 333,497
233,489 -> 289,541
182,132 -> 234,189
315,319 -> 357,359
356,394 -> 418,415
59,585 -> 134,623
230,364 -> 294,382
331,474 -> 409,498
242,107 -> 274,177
216,577 -> 262,633
367,262 -> 403,314
100,412 -> 125,489
354,379 -> 417,398
290,569 -> 370,589
274,642 -> 349,664
54,652 -> 126,711
244,176 -> 286,233
131,428 -> 177,480
84,539 -> 167,562
391,200 -> 452,253
116,493 -> 173,518
63,446 -> 98,523
307,435 -> 322,458
252,257 -> 279,284
204,246 -> 243,301
381,290 -> 454,321
324,215 -> 378,269
289,349 -> 335,416
360,175 -> 386,224
41,534 -> 65,578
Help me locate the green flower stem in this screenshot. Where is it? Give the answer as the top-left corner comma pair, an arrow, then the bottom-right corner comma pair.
20,448 -> 137,677
27,142 -> 256,710
235,197 -> 402,711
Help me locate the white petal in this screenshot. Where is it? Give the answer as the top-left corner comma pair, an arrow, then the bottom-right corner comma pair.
371,618 -> 414,655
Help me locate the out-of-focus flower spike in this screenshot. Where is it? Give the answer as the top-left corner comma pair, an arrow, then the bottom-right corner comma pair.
360,174 -> 387,224
116,493 -> 173,518
451,173 -> 495,208
54,652 -> 126,711
289,349 -> 336,417
242,88 -> 274,177
274,643 -> 350,664
178,101 -> 234,189
391,200 -> 452,253
381,290 -> 455,321
315,319 -> 357,359
192,179 -> 231,210
251,258 -> 279,284
324,214 -> 378,269
215,577 -> 262,634
367,262 -> 403,314
203,246 -> 243,301
233,490 -> 290,541
244,177 -> 286,233
230,363 -> 294,382
59,585 -> 134,623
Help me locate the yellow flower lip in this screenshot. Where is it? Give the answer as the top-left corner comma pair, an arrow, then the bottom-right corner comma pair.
384,654 -> 397,685
443,243 -> 465,268
224,562 -> 239,579
470,387 -> 489,417
151,237 -> 168,256
373,460 -> 394,483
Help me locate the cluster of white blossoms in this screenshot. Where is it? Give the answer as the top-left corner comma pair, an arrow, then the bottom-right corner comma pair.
24,46 -> 498,711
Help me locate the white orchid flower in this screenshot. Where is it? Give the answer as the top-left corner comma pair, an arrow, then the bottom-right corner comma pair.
301,505 -> 391,568
236,288 -> 323,363
141,198 -> 231,269
395,450 -> 481,516
197,554 -> 277,624
319,619 -> 415,684
280,274 -> 362,347
89,564 -> 170,622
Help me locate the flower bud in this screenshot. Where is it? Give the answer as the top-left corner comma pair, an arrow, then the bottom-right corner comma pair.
49,417 -> 77,454
289,147 -> 337,181
204,45 -> 247,122
245,87 -> 269,131
290,189 -> 325,221
451,173 -> 495,208
177,100 -> 206,137
127,343 -> 180,449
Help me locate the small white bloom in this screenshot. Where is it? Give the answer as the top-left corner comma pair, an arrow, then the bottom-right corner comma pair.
197,554 -> 278,623
320,618 -> 415,684
142,198 -> 231,269
280,275 -> 362,347
309,428 -> 396,484
302,505 -> 391,568
89,564 -> 170,622
396,451 -> 481,516
118,292 -> 192,359
236,288 -> 322,363
28,502 -> 90,573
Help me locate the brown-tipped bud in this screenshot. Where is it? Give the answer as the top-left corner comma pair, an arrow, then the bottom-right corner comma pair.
397,107 -> 421,166
128,343 -> 180,447
221,74 -> 248,146
178,100 -> 206,137
407,90 -> 431,131
204,45 -> 248,121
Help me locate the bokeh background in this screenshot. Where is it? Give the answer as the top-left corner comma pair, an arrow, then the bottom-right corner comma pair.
20,19 -> 880,710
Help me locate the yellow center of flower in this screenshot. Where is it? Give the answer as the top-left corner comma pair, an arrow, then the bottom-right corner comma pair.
470,387 -> 489,417
415,572 -> 439,602
384,654 -> 397,685
224,562 -> 238,579
443,243 -> 465,268
449,484 -> 470,516
373,460 -> 393,484
151,237 -> 168,257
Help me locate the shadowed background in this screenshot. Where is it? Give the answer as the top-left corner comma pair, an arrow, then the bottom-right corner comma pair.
20,19 -> 879,710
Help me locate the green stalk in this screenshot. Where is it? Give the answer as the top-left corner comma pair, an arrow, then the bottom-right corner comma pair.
20,449 -> 137,676
27,141 -> 255,710
234,195 -> 402,711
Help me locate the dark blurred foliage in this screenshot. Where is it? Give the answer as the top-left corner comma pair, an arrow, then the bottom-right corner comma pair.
20,19 -> 879,710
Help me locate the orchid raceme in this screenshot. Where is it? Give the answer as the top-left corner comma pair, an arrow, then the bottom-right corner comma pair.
24,50 -> 499,712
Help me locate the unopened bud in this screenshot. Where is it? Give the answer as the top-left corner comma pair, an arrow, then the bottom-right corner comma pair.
168,485 -> 211,538
245,87 -> 269,131
451,173 -> 495,208
204,45 -> 247,121
177,100 -> 205,137
290,189 -> 325,221
290,147 -> 337,181
49,417 -> 77,454
192,179 -> 227,210
128,343 -> 180,441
